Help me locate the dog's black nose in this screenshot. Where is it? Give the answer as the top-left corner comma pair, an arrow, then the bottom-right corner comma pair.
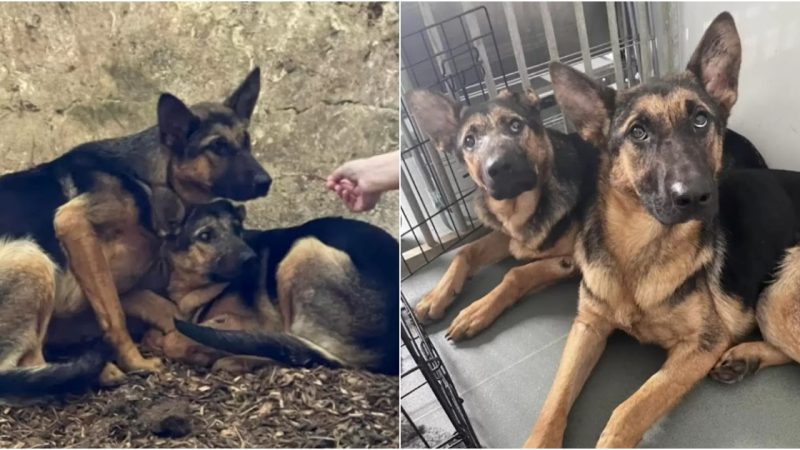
671,181 -> 712,210
253,172 -> 272,195
487,157 -> 513,179
240,248 -> 257,266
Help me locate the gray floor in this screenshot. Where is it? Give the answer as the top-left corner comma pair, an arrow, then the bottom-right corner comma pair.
401,246 -> 800,448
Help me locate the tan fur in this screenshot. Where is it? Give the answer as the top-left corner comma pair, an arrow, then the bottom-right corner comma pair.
416,102 -> 578,339
53,175 -> 162,373
0,239 -> 56,371
711,245 -> 800,381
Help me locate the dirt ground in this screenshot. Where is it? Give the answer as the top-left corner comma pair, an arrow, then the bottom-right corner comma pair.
0,2 -> 398,447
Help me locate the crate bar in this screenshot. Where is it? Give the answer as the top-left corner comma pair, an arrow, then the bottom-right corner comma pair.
401,169 -> 436,248
502,2 -> 530,90
574,2 -> 594,79
606,1 -> 626,88
418,2 -> 452,96
415,3 -> 470,233
539,2 -> 560,63
636,1 -> 652,82
461,3 -> 497,98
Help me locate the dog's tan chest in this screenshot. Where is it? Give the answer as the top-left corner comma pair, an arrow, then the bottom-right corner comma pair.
485,191 -> 538,242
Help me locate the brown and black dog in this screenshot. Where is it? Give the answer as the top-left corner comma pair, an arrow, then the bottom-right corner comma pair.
404,87 -> 765,342
136,200 -> 399,375
528,12 -> 800,447
0,67 -> 270,394
405,89 -> 595,341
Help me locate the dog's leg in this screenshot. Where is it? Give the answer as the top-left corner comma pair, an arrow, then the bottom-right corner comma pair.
415,231 -> 511,323
122,290 -> 179,333
711,246 -> 800,383
595,341 -> 725,448
0,240 -> 57,370
446,256 -> 576,341
710,341 -> 791,383
524,309 -> 614,448
54,196 -> 161,373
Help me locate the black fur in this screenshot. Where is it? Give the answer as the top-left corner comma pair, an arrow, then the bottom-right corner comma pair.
174,320 -> 338,369
187,217 -> 399,375
717,169 -> 800,308
0,144 -> 156,266
0,339 -> 111,399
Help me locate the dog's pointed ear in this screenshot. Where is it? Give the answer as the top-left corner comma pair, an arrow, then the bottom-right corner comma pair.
497,88 -> 540,110
405,90 -> 462,152
686,12 -> 741,119
549,62 -> 615,148
225,66 -> 261,120
158,93 -> 199,154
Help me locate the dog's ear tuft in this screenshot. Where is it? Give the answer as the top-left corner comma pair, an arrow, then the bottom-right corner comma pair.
498,88 -> 540,109
686,12 -> 741,119
549,62 -> 615,148
158,93 -> 199,154
225,66 -> 261,120
405,90 -> 463,152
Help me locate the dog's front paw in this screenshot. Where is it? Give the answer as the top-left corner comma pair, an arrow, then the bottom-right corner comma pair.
445,296 -> 502,341
710,353 -> 758,384
120,354 -> 163,374
99,362 -> 127,387
413,287 -> 455,323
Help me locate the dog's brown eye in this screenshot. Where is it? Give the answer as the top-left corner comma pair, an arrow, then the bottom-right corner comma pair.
509,119 -> 523,135
629,124 -> 648,141
463,135 -> 475,149
197,230 -> 214,243
693,112 -> 709,128
209,140 -> 233,156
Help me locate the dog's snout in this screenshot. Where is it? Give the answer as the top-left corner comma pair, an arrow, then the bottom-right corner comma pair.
253,172 -> 272,195
670,181 -> 712,210
240,248 -> 257,265
486,157 -> 513,179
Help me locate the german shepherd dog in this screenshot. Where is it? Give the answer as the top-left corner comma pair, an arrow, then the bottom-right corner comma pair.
404,87 -> 765,342
0,68 -> 270,393
405,89 -> 596,341
143,200 -> 399,375
527,12 -> 800,447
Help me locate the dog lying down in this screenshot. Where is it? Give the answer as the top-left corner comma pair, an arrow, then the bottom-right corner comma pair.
0,198 -> 398,398
152,200 -> 400,376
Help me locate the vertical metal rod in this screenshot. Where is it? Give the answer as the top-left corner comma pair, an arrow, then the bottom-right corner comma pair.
427,149 -> 468,233
574,2 -> 594,78
645,2 -> 660,78
502,2 -> 530,90
606,2 -> 626,88
400,168 -> 436,247
418,3 -> 452,96
461,4 -> 498,98
636,2 -> 652,82
539,2 -> 560,63
415,3 -> 469,233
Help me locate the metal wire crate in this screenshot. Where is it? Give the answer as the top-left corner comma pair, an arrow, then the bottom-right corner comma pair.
400,2 -> 661,447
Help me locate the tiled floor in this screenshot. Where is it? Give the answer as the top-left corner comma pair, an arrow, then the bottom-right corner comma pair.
401,246 -> 800,448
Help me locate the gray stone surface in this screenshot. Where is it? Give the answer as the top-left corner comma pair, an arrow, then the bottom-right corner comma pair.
0,2 -> 398,233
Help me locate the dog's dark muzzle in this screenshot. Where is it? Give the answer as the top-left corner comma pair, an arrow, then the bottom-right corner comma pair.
484,153 -> 537,200
211,241 -> 257,281
213,153 -> 271,201
643,176 -> 718,225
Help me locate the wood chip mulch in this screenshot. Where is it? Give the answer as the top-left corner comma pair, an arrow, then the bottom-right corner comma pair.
0,359 -> 399,448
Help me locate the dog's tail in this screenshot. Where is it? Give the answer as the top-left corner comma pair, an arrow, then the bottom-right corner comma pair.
0,341 -> 111,398
174,320 -> 338,369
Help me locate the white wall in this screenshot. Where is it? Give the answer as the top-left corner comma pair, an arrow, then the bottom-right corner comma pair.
676,3 -> 800,170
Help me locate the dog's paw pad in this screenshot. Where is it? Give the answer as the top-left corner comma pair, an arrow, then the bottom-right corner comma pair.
710,358 -> 756,384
